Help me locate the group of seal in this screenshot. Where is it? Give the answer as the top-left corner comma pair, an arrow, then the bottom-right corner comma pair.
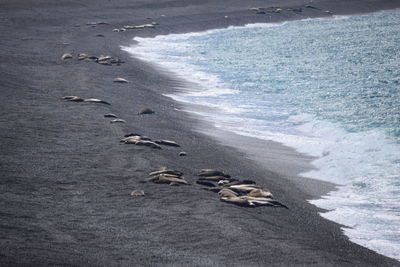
248,4 -> 332,15
112,22 -> 158,32
62,95 -> 111,105
138,167 -> 287,208
120,133 -> 180,150
61,20 -> 286,209
196,169 -> 288,208
143,167 -> 189,186
61,52 -> 124,66
86,21 -> 109,26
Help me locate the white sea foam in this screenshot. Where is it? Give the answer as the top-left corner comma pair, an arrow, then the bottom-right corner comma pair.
123,10 -> 400,261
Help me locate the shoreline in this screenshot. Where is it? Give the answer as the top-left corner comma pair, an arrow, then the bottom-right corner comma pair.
1,0 -> 400,266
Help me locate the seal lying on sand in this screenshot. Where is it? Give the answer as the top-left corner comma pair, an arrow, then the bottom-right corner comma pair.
147,174 -> 189,185
104,114 -> 118,118
84,98 -> 111,105
198,176 -> 232,182
123,134 -> 152,141
121,134 -> 179,149
131,190 -> 145,197
62,95 -> 84,102
86,21 -> 109,26
135,140 -> 162,149
197,169 -> 231,178
120,135 -> 161,149
110,119 -> 126,123
196,180 -> 215,187
218,188 -> 239,198
220,195 -> 287,208
149,167 -> 184,177
144,167 -> 189,185
248,188 -> 273,198
113,77 -> 129,83
123,23 -> 156,30
61,53 -> 73,60
61,96 -> 110,105
76,53 -> 124,65
155,140 -> 180,147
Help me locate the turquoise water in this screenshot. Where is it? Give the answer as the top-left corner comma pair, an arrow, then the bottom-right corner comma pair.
124,10 -> 400,260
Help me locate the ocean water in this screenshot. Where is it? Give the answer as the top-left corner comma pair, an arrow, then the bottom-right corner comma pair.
123,10 -> 400,260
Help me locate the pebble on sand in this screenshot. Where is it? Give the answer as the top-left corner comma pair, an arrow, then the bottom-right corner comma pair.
138,107 -> 155,115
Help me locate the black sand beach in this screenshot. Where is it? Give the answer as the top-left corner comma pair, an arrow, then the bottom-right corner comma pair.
1,0 -> 400,266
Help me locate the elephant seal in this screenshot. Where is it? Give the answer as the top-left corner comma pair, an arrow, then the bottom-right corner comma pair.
155,140 -> 180,147
131,190 -> 145,197
113,77 -> 128,83
179,152 -> 187,156
149,167 -> 183,177
138,107 -> 154,115
248,7 -> 262,11
198,176 -> 230,182
97,55 -> 112,61
77,53 -> 89,60
123,138 -> 161,149
121,135 -> 153,143
248,189 -> 273,198
83,98 -> 111,105
124,133 -> 142,137
147,173 -> 189,185
241,179 -> 256,184
86,21 -> 108,26
104,114 -> 118,118
219,195 -> 269,207
110,119 -> 126,123
220,196 -> 251,206
196,180 -> 215,187
218,188 -> 238,198
121,136 -> 142,143
62,96 -> 84,102
145,174 -> 181,183
61,53 -> 73,60
228,184 -> 261,193
97,60 -> 111,65
217,180 -> 230,186
197,169 -> 230,178
203,186 -> 224,192
156,176 -> 188,185
62,95 -> 110,104
240,196 -> 288,208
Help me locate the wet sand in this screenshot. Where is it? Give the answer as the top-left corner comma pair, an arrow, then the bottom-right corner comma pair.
1,0 -> 400,266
